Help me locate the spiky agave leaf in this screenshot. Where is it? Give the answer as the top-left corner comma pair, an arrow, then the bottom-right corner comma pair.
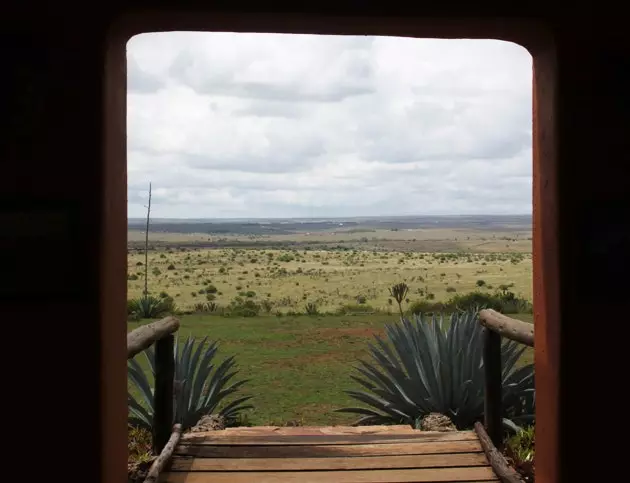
337,310 -> 535,430
128,295 -> 174,319
127,335 -> 252,431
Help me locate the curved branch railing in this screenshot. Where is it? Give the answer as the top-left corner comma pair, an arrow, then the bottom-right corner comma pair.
478,308 -> 534,483
127,316 -> 180,464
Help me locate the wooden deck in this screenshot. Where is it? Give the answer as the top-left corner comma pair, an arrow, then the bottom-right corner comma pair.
160,425 -> 499,482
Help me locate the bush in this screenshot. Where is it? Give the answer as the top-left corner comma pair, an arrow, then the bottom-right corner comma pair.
128,336 -> 253,433
408,300 -> 446,315
305,302 -> 319,315
505,426 -> 535,481
407,290 -> 532,315
128,424 -> 152,465
192,302 -> 219,314
337,310 -> 534,430
260,299 -> 274,313
127,295 -> 176,320
336,304 -> 375,315
227,298 -> 261,317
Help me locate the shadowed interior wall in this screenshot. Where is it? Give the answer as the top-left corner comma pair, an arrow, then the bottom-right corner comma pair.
1,6 -> 628,483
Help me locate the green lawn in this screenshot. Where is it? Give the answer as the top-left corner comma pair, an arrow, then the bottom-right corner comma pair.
128,313 -> 534,426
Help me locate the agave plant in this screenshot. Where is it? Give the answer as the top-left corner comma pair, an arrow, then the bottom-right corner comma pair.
337,310 -> 534,430
128,335 -> 253,431
389,283 -> 409,318
128,295 -> 176,320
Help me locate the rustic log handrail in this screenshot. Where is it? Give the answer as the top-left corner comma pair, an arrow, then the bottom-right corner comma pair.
127,316 -> 180,359
474,422 -> 526,483
479,309 -> 535,449
479,309 -> 534,347
127,316 -> 180,456
143,424 -> 182,483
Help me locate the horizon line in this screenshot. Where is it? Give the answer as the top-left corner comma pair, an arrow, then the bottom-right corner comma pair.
128,213 -> 532,221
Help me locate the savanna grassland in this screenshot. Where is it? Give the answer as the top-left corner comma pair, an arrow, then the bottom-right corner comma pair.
127,215 -> 533,425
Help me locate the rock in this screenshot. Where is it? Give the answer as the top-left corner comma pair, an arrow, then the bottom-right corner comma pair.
190,414 -> 226,432
419,413 -> 457,432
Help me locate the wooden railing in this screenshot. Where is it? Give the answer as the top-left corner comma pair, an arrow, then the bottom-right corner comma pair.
476,309 -> 534,483
127,316 -> 182,482
479,308 -> 534,447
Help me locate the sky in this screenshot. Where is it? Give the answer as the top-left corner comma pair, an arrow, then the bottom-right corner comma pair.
127,32 -> 533,219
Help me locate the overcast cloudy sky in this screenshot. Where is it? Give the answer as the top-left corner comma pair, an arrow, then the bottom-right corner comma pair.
127,32 -> 532,219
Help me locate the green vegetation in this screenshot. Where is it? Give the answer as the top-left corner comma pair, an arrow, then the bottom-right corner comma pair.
127,247 -> 532,316
337,310 -> 534,430
127,294 -> 176,321
505,425 -> 535,481
127,424 -> 153,464
128,335 -> 252,432
128,312 -> 533,426
127,223 -> 534,429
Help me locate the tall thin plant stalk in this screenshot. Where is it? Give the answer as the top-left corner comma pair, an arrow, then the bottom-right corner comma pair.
389,282 -> 409,318
143,182 -> 152,297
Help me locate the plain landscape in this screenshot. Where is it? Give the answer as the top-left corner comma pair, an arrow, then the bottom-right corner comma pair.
128,214 -> 534,426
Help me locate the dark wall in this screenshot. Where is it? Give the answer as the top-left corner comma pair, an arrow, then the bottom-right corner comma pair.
1,5 -> 628,483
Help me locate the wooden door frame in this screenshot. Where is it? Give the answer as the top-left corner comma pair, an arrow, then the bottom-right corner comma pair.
103,13 -> 559,483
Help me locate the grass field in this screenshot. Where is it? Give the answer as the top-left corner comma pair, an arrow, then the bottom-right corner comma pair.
127,245 -> 532,314
128,313 -> 534,426
128,222 -> 534,427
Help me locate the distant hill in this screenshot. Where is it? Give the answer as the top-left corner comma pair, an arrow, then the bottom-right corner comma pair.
128,215 -> 531,236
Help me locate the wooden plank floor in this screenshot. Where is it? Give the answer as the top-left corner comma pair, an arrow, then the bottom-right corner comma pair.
160,425 -> 499,482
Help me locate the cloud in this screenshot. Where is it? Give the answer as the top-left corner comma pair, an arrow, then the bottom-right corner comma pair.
127,32 -> 532,218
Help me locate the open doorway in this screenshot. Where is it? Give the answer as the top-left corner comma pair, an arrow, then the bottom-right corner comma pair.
124,31 -> 535,482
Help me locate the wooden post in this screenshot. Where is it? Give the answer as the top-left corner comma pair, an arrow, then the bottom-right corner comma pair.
153,334 -> 174,454
483,328 -> 503,449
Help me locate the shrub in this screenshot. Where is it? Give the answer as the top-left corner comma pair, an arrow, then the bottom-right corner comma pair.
127,295 -> 176,320
408,300 -> 446,315
305,302 -> 319,315
336,304 -> 375,315
260,299 -> 274,313
128,336 -> 253,434
408,290 -> 533,315
192,302 -> 219,313
128,424 -> 152,465
227,298 -> 260,317
337,311 -> 534,430
505,426 -> 535,481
